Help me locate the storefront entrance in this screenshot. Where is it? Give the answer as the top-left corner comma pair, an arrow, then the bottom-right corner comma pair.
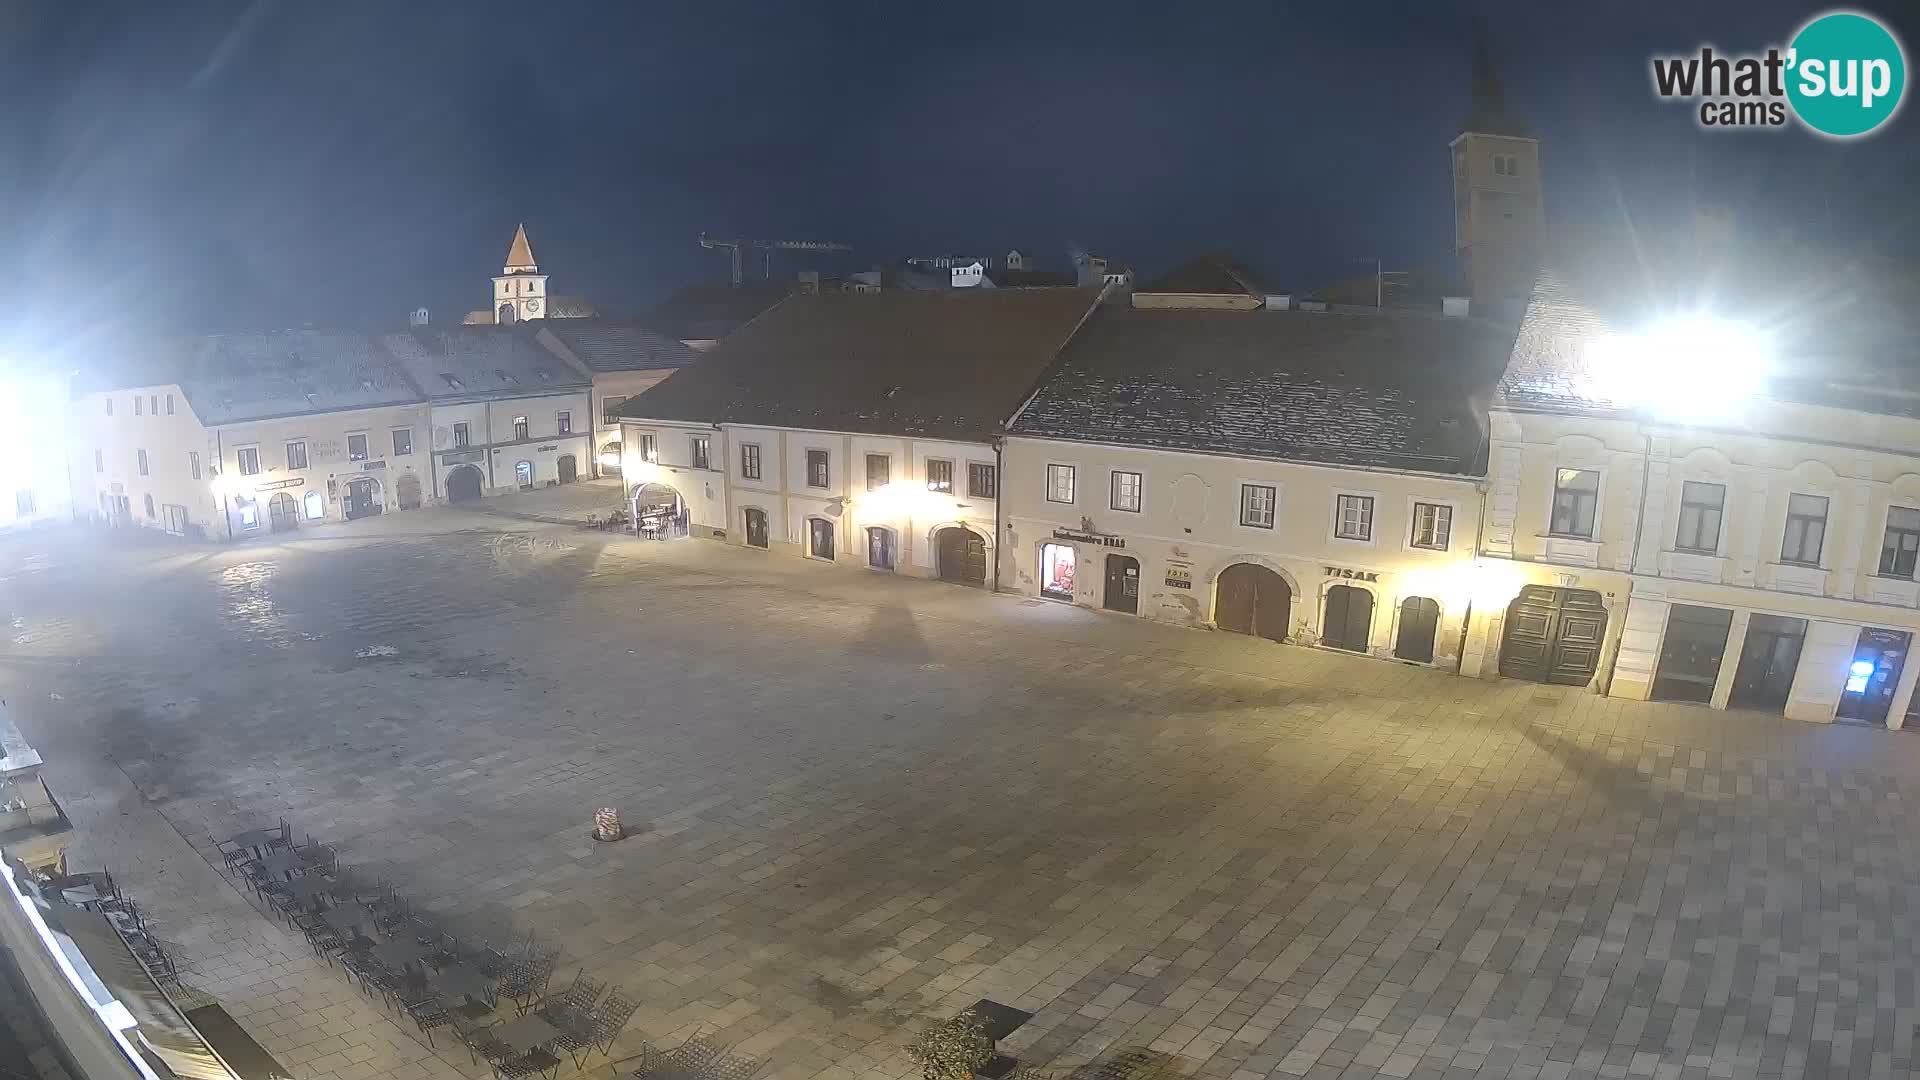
867,527 -> 896,570
447,464 -> 484,503
808,517 -> 836,560
1214,563 -> 1290,644
343,478 -> 382,520
1650,604 -> 1734,704
557,455 -> 578,484
936,527 -> 988,587
1836,627 -> 1911,725
1103,555 -> 1139,614
632,484 -> 688,540
1728,614 -> 1807,713
1393,596 -> 1440,663
743,507 -> 769,548
1039,543 -> 1076,601
1322,585 -> 1374,653
267,492 -> 299,533
1499,586 -> 1608,685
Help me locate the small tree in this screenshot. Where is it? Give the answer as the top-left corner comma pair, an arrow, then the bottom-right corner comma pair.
907,1010 -> 996,1080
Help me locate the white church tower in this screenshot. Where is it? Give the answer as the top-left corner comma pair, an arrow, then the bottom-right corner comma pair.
491,224 -> 548,324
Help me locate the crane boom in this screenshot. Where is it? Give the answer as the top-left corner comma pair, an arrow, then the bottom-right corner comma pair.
701,232 -> 852,285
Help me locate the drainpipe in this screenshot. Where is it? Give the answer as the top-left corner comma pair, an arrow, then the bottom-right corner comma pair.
992,438 -> 1004,591
484,405 -> 496,492
1627,430 -> 1654,576
217,428 -> 232,542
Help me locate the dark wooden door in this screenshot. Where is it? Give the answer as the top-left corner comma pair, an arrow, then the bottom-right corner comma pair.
1394,596 -> 1440,662
1323,585 -> 1374,652
1729,615 -> 1805,712
447,466 -> 483,502
1500,586 -> 1609,685
557,455 -> 578,484
936,528 -> 986,586
344,480 -> 381,520
743,508 -> 769,548
1103,555 -> 1139,614
808,518 -> 835,560
1215,564 -> 1290,643
867,528 -> 896,570
267,493 -> 298,533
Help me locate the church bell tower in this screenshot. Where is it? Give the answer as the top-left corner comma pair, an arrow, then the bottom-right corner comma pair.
491,224 -> 548,324
1451,40 -> 1543,305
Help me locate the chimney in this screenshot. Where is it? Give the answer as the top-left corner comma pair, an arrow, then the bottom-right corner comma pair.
1263,294 -> 1292,311
1442,296 -> 1471,318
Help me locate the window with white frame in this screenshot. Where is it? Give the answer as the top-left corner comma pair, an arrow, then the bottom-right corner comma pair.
690,435 -> 711,470
1110,470 -> 1141,512
236,447 -> 260,475
1674,480 -> 1725,553
866,453 -> 890,491
1239,483 -> 1275,528
1410,502 -> 1451,550
556,411 -> 571,435
1550,468 -> 1599,538
1334,494 -> 1374,541
1045,464 -> 1075,504
1880,506 -> 1920,579
740,442 -> 761,480
967,462 -> 996,498
1781,492 -> 1828,565
639,433 -> 657,462
925,458 -> 953,492
452,422 -> 471,448
806,449 -> 830,488
347,433 -> 368,462
286,440 -> 308,470
512,415 -> 529,440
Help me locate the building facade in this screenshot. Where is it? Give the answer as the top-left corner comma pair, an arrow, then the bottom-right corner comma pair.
67,378 -> 219,537
535,323 -> 700,479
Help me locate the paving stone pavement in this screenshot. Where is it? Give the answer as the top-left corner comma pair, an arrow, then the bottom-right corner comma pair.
7,513 -> 1920,1080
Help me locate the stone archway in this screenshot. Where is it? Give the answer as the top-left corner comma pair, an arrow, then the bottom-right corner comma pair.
1214,563 -> 1292,643
631,482 -> 686,540
396,472 -> 423,510
447,464 -> 484,503
934,526 -> 988,586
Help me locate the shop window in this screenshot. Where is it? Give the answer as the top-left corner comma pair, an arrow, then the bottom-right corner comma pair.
1675,481 -> 1725,553
1550,468 -> 1599,538
304,490 -> 325,520
1040,542 -> 1076,601
867,527 -> 896,570
808,517 -> 835,560
237,497 -> 259,530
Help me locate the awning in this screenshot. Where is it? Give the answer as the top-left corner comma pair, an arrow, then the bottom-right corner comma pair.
51,909 -> 245,1080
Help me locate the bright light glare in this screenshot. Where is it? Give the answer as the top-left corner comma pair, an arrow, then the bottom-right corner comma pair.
1586,316 -> 1771,420
853,481 -> 963,519
0,376 -> 64,493
597,451 -> 620,467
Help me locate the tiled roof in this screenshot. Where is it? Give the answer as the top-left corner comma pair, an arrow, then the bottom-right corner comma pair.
539,322 -> 701,373
643,282 -> 790,342
1011,306 -> 1516,476
180,331 -> 424,425
1500,241 -> 1920,418
380,326 -> 588,399
621,288 -> 1102,441
1138,254 -> 1268,296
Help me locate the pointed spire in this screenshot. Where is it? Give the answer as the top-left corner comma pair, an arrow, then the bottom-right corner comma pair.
504,223 -> 537,273
1463,31 -> 1528,137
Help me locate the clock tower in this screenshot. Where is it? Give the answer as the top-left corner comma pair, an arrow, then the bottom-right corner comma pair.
491,224 -> 548,324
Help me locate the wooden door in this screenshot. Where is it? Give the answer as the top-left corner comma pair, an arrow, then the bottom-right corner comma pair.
1499,586 -> 1609,685
1394,596 -> 1440,662
1323,585 -> 1373,652
808,518 -> 835,560
1103,555 -> 1139,614
1215,564 -> 1289,643
557,455 -> 578,484
744,508 -> 769,549
267,493 -> 298,532
937,528 -> 986,586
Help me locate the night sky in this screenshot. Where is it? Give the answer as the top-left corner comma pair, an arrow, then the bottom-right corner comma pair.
1,0 -> 1915,347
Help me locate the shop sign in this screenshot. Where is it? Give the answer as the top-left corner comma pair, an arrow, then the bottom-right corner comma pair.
360,460 -> 386,471
537,444 -> 557,452
1052,527 -> 1125,548
443,450 -> 485,464
1323,565 -> 1379,582
1165,566 -> 1193,590
257,477 -> 305,491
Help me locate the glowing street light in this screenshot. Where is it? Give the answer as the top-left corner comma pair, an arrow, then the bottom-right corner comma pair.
1586,315 -> 1773,421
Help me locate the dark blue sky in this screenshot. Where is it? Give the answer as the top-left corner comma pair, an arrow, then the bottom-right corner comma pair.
2,0 -> 1914,344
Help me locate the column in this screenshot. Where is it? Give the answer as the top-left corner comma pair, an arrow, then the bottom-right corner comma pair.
1709,609 -> 1752,710
1887,641 -> 1920,730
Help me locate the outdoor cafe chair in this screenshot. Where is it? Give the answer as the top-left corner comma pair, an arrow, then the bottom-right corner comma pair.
555,989 -> 638,1068
493,1047 -> 562,1080
538,969 -> 605,1030
208,830 -> 251,874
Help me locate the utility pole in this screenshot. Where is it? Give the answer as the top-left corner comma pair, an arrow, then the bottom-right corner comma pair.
1355,257 -> 1410,308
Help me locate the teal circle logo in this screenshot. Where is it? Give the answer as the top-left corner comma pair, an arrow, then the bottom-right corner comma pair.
1787,11 -> 1907,137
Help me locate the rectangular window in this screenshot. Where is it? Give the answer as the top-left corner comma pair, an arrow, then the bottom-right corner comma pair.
1335,494 -> 1374,540
512,416 -> 529,441
1045,464 -> 1075,504
1240,483 -> 1276,528
866,454 -> 891,491
740,443 -> 761,480
1410,502 -> 1452,550
134,396 -> 143,416
1550,468 -> 1599,538
189,451 -> 201,480
286,441 -> 308,470
1880,506 -> 1920,578
1674,480 -> 1725,553
94,449 -> 103,473
149,394 -> 158,415
391,428 -> 413,456
14,490 -> 33,516
1493,153 -> 1518,176
968,462 -> 997,499
556,411 -> 571,435
347,433 -> 368,462
105,397 -> 112,416
603,396 -> 626,425
1110,470 -> 1142,512
1781,493 -> 1829,565
807,449 -> 830,488
926,458 -> 953,492
640,434 -> 657,463
237,447 -> 259,475
165,393 -> 174,415
691,435 -> 711,470
452,422 -> 471,448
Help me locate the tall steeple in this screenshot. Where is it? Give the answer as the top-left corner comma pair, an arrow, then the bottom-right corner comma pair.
1451,34 -> 1542,305
492,224 -> 548,324
1464,36 -> 1528,138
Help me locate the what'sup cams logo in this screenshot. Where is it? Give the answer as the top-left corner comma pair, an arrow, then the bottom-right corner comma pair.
1651,10 -> 1906,137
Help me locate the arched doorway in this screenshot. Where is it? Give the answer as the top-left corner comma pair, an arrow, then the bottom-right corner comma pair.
396,473 -> 422,510
743,507 -> 769,548
632,483 -> 686,540
447,465 -> 484,503
1103,554 -> 1139,614
514,461 -> 534,490
267,492 -> 299,532
1394,596 -> 1441,663
935,527 -> 987,586
1214,563 -> 1291,643
498,303 -> 515,324
303,490 -> 326,521
557,455 -> 578,484
344,477 -> 383,520
1322,585 -> 1373,652
866,527 -> 896,570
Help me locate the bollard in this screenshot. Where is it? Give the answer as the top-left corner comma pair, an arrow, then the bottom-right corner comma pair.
592,806 -> 623,842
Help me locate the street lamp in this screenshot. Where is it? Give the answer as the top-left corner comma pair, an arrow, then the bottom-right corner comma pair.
1587,316 -> 1773,421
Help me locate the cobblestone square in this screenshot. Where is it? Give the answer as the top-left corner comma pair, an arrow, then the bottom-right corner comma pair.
8,506 -> 1920,1079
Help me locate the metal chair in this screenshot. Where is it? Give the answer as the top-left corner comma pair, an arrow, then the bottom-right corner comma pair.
299,840 -> 337,875
502,947 -> 560,1015
405,993 -> 452,1048
270,816 -> 294,851
208,830 -> 250,874
555,989 -> 637,1068
454,1021 -> 511,1068
538,969 -> 606,1029
493,1047 -> 561,1080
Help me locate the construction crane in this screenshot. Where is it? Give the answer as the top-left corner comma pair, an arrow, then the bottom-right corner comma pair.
699,233 -> 853,286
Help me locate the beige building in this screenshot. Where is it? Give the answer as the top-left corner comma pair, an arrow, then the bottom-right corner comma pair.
617,288 -> 1104,580
534,323 -> 700,479
68,371 -> 220,538
1001,287 -> 1514,669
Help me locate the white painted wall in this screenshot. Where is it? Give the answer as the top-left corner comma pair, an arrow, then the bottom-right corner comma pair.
212,403 -> 433,532
66,385 -> 219,538
428,390 -> 593,497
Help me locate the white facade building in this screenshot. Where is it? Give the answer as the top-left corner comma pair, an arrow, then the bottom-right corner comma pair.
67,377 -> 219,537
535,323 -> 701,479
